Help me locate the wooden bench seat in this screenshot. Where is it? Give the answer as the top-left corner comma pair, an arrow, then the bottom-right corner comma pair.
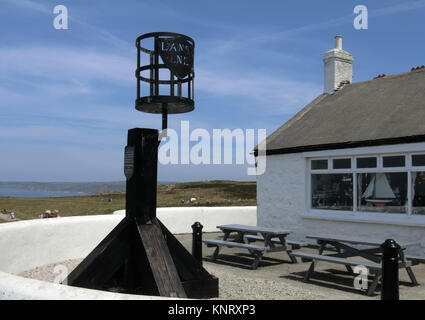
290,252 -> 382,271
203,239 -> 266,251
203,238 -> 296,269
291,251 -> 414,296
291,251 -> 384,296
406,255 -> 425,265
244,234 -> 307,249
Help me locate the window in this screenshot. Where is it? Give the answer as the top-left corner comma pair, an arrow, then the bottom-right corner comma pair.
412,154 -> 425,167
333,158 -> 351,169
356,157 -> 377,168
383,156 -> 405,167
309,153 -> 425,216
311,174 -> 353,211
412,172 -> 425,215
311,159 -> 327,170
357,172 -> 407,214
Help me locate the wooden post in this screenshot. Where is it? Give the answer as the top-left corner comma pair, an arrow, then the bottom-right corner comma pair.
125,128 -> 186,298
125,128 -> 158,224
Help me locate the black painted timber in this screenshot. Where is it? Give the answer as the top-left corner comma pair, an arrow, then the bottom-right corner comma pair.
65,128 -> 218,298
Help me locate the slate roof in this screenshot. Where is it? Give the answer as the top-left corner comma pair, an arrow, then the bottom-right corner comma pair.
261,68 -> 425,155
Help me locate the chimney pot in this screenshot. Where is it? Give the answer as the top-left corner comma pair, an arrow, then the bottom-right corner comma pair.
335,35 -> 343,50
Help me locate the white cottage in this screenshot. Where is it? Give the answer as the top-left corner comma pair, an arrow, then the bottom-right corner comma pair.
256,36 -> 425,254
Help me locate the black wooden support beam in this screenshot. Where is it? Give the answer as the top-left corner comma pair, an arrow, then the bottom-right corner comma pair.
64,217 -> 132,290
125,128 -> 158,224
65,127 -> 218,299
136,218 -> 186,298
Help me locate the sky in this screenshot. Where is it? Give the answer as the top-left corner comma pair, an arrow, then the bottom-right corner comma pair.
1,0 -> 425,182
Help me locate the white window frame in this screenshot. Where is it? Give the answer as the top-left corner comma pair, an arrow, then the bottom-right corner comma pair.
306,151 -> 425,221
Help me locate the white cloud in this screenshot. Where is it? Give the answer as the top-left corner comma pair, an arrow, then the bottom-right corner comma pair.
2,0 -> 50,14
371,0 -> 425,16
2,0 -> 132,50
0,47 -> 133,85
196,67 -> 321,115
204,1 -> 425,56
0,45 -> 320,117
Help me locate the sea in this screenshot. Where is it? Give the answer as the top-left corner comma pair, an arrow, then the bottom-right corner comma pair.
0,188 -> 89,198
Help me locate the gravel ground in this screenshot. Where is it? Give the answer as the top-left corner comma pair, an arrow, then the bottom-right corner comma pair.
19,259 -> 82,284
16,233 -> 425,300
205,267 -> 326,300
18,258 -> 327,300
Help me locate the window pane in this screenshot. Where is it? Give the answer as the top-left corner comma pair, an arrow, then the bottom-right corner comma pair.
412,172 -> 425,215
311,174 -> 353,211
333,158 -> 351,169
383,156 -> 405,167
357,172 -> 407,213
311,160 -> 327,170
412,155 -> 425,167
356,157 -> 377,168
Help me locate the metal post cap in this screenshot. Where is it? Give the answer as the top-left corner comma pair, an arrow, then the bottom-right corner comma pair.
192,221 -> 203,230
381,239 -> 400,250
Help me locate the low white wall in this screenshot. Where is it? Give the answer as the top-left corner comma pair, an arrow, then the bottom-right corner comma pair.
0,206 -> 256,300
0,215 -> 122,274
257,153 -> 425,254
0,271 -> 171,300
114,206 -> 257,233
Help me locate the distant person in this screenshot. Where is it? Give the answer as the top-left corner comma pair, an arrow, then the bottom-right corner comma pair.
109,197 -> 112,203
9,211 -> 15,219
44,210 -> 51,218
53,209 -> 60,218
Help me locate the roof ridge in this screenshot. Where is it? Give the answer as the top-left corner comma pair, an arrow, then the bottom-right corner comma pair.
346,67 -> 425,87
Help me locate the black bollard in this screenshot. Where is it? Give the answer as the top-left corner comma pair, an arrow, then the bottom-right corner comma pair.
192,222 -> 203,265
381,239 -> 400,300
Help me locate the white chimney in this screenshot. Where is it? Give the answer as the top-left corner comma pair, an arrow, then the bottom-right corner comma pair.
323,35 -> 354,93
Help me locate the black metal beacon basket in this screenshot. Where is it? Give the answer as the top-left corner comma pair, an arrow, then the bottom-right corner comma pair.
135,32 -> 195,122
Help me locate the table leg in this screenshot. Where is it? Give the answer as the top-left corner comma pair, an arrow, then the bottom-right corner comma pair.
304,241 -> 326,282
262,233 -> 273,248
398,248 -> 418,286
333,243 -> 354,274
251,252 -> 263,270
287,251 -> 298,264
278,235 -> 297,263
367,272 -> 381,296
212,231 -> 231,261
234,231 -> 244,243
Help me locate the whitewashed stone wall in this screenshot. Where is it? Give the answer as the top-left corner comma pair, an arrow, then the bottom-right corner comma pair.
257,153 -> 425,255
0,207 -> 256,299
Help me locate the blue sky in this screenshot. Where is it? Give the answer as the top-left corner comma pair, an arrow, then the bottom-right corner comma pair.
1,0 -> 425,182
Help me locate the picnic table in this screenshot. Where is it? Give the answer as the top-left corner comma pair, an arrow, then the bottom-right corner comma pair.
291,234 -> 420,296
203,224 -> 302,269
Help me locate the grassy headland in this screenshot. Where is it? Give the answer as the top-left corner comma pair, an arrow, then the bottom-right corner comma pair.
0,180 -> 256,221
